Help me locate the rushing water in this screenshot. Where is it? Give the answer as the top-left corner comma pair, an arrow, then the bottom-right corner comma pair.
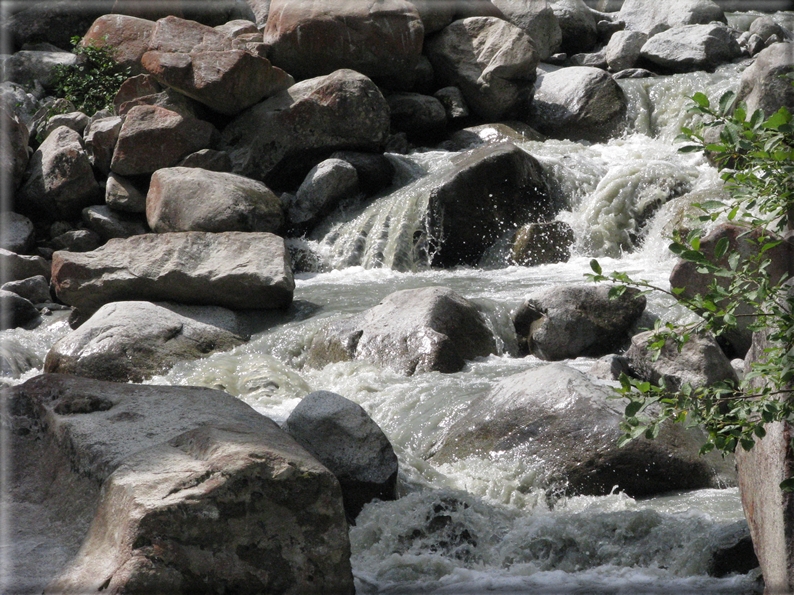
5,58 -> 766,593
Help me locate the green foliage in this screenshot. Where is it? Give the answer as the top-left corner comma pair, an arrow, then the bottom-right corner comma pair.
51,36 -> 130,116
588,82 -> 794,490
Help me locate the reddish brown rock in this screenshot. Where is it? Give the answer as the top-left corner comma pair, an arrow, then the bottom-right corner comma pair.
221,69 -> 390,189
16,126 -> 101,223
81,14 -> 156,75
148,14 -> 232,53
113,73 -> 162,112
83,116 -> 122,175
110,105 -> 215,176
264,0 -> 424,85
141,50 -> 294,115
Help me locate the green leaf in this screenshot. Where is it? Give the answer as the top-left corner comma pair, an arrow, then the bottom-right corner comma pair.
692,92 -> 710,108
714,237 -> 730,260
780,478 -> 794,492
590,259 -> 602,275
719,90 -> 736,115
763,108 -> 792,130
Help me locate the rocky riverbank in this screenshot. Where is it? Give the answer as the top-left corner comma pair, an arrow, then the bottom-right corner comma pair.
1,0 -> 793,593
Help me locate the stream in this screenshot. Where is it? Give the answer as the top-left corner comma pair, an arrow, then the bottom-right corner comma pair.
3,38 -> 769,595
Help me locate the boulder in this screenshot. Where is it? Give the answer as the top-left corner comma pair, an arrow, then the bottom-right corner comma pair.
141,50 -> 294,116
44,301 -> 247,382
177,148 -> 232,172
1,212 -> 35,254
148,14 -> 233,53
736,42 -> 794,117
81,205 -> 148,241
427,142 -> 552,267
0,289 -> 40,330
618,0 -> 726,37
264,0 -> 424,86
569,50 -> 608,68
306,286 -> 497,375
669,224 -> 793,357
626,330 -> 738,391
288,159 -> 359,229
116,86 -> 206,119
0,337 -> 42,378
386,92 -> 447,136
490,0 -> 561,61
146,167 -> 283,233
0,248 -> 51,283
433,86 -> 470,120
0,81 -> 40,127
105,172 -> 147,213
639,24 -> 742,73
113,73 -> 163,111
550,0 -> 598,55
513,284 -> 646,359
4,374 -> 354,595
2,1 -> 111,52
1,274 -> 50,304
529,66 -> 627,141
510,220 -> 575,266
110,105 -> 215,176
221,69 -> 390,190
42,111 -> 90,138
51,231 -> 294,311
605,30 -> 649,72
81,14 -> 157,75
16,126 -> 102,224
735,329 -> 794,594
329,151 -> 396,196
431,363 -> 736,497
284,390 -> 399,521
426,17 -> 539,122
50,229 -> 102,253
748,16 -> 789,44
83,115 -> 122,175
1,50 -> 79,90
0,106 -> 30,191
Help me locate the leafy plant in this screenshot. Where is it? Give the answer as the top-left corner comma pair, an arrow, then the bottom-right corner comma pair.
51,35 -> 130,116
588,83 -> 794,487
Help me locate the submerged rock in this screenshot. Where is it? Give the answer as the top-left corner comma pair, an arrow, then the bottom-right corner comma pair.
5,374 -> 354,595
285,390 -> 398,521
431,363 -> 736,497
306,286 -> 497,375
510,220 -> 574,266
51,231 -> 294,312
44,301 -> 248,382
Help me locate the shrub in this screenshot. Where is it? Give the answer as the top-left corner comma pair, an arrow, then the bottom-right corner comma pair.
51,36 -> 130,116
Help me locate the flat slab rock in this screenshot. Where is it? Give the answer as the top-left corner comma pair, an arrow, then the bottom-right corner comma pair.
51,231 -> 294,312
4,374 -> 353,595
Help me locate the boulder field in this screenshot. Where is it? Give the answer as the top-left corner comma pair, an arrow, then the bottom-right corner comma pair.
1,0 -> 792,592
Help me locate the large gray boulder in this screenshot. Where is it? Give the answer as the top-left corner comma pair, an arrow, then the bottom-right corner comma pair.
222,69 -> 390,190
513,284 -> 646,360
51,231 -> 294,312
5,374 -> 354,595
0,49 -> 79,90
306,286 -> 497,375
1,212 -> 35,254
1,106 -> 29,191
81,14 -> 157,75
146,167 -> 283,233
529,66 -> 627,141
263,0 -> 424,86
0,248 -> 50,283
549,0 -> 598,55
431,363 -> 736,497
110,105 -> 216,176
2,274 -> 51,304
141,49 -> 294,116
490,0 -> 562,60
16,126 -> 102,223
425,17 -> 539,122
0,289 -> 40,330
626,330 -> 739,391
288,158 -> 359,229
427,142 -> 551,267
285,390 -> 398,521
639,24 -> 742,73
605,30 -> 649,72
44,301 -> 247,382
736,42 -> 794,117
618,0 -> 726,37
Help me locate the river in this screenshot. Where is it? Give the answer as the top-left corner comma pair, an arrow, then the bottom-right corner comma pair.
2,35 -> 769,595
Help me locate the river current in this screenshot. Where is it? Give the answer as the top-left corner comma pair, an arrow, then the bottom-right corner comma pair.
3,43 -> 770,594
